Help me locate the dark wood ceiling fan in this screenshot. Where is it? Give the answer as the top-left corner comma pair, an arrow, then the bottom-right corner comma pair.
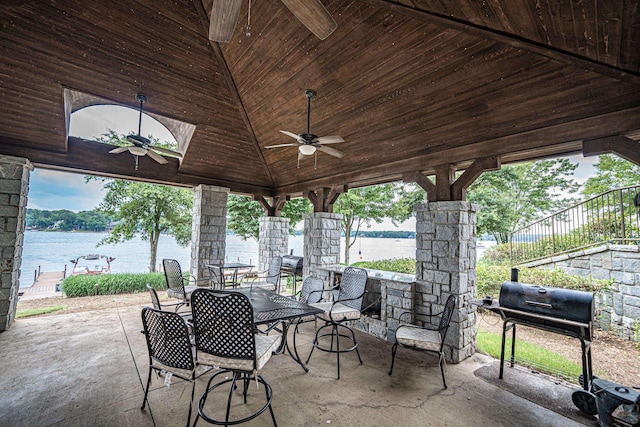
208,0 -> 337,43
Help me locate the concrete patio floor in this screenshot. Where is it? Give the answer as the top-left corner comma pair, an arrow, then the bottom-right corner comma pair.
0,304 -> 598,427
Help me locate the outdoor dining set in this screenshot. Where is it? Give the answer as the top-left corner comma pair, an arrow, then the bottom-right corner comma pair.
141,258 -> 456,426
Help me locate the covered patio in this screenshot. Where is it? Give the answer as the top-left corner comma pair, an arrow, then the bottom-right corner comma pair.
0,303 -> 591,426
0,1 -> 639,424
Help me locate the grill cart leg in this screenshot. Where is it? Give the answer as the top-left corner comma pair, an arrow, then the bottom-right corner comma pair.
499,321 -> 516,379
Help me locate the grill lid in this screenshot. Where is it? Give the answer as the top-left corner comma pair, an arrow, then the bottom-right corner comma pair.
281,255 -> 303,272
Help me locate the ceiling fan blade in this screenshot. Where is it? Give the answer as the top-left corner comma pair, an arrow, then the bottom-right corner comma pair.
280,0 -> 337,40
316,135 -> 344,144
208,0 -> 243,42
150,146 -> 183,157
109,146 -> 130,154
317,145 -> 345,158
146,149 -> 169,164
264,143 -> 299,149
279,130 -> 301,140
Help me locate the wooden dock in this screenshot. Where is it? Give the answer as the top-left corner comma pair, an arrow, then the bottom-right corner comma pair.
19,271 -> 65,300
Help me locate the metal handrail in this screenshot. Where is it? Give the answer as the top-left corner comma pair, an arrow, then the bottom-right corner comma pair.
510,185 -> 640,264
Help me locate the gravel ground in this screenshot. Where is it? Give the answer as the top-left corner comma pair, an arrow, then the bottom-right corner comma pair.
16,293 -> 640,387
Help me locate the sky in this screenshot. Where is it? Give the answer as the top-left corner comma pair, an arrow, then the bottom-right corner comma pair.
27,105 -> 598,231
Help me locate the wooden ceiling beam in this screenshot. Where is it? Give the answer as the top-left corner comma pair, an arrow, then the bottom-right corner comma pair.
403,171 -> 436,202
304,185 -> 346,213
583,135 -> 640,166
364,0 -> 640,84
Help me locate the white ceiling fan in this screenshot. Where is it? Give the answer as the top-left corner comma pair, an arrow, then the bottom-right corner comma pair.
264,89 -> 345,168
108,94 -> 182,170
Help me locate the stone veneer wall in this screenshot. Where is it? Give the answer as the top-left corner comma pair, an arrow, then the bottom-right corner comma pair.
0,156 -> 32,331
414,201 -> 478,363
521,245 -> 640,339
258,216 -> 289,291
190,185 -> 228,283
303,213 -> 341,284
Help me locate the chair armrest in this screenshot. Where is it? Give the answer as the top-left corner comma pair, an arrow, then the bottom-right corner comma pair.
308,284 -> 339,302
333,289 -> 367,307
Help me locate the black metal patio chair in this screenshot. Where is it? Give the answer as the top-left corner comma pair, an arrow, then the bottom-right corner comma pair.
190,288 -> 280,426
163,259 -> 206,311
306,267 -> 368,379
243,257 -> 281,291
140,307 -> 212,427
388,294 -> 456,389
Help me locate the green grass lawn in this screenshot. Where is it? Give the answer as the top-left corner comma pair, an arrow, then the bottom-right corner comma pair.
476,328 -> 583,384
16,306 -> 65,318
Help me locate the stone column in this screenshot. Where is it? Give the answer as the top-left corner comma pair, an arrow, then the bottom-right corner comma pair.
303,212 -> 341,286
190,185 -> 229,283
0,156 -> 32,331
258,216 -> 289,291
414,201 -> 478,363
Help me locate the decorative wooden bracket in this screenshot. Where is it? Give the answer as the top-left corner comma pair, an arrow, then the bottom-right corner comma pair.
403,156 -> 500,201
304,185 -> 347,213
583,135 -> 640,166
253,195 -> 289,217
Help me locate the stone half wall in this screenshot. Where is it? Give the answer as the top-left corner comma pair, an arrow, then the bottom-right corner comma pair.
0,155 -> 32,331
521,244 -> 640,339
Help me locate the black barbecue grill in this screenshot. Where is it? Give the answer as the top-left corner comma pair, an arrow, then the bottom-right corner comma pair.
281,253 -> 304,295
482,268 -> 597,415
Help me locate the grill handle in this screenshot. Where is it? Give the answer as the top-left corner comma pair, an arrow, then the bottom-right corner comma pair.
525,300 -> 553,309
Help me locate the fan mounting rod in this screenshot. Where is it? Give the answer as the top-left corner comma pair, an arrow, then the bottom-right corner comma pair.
135,93 -> 147,136
305,89 -> 316,135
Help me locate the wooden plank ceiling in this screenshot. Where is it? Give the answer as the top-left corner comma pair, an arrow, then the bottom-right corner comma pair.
0,0 -> 638,197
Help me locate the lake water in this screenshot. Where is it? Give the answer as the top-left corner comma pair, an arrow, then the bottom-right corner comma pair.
20,231 -> 492,287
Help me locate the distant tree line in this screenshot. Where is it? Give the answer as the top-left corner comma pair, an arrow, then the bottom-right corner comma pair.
26,209 -> 113,232
353,230 -> 415,239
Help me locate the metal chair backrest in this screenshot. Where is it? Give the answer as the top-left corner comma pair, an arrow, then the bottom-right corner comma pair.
146,284 -> 162,310
300,276 -> 324,304
141,307 -> 194,372
163,259 -> 186,296
266,257 -> 282,285
338,267 -> 368,310
438,295 -> 457,341
207,265 -> 225,289
190,289 -> 256,367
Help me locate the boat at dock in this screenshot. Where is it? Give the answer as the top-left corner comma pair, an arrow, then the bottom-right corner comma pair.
70,254 -> 115,275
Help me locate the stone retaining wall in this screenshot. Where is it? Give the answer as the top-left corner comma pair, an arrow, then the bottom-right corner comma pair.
521,245 -> 640,339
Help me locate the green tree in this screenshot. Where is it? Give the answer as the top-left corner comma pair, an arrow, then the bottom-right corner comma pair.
227,195 -> 311,240
334,183 -> 411,265
466,159 -> 579,244
92,131 -> 192,272
582,154 -> 640,197
97,179 -> 193,272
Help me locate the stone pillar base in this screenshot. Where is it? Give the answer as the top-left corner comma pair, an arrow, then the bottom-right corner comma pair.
303,213 -> 341,286
0,155 -> 32,331
190,185 -> 229,282
414,201 -> 478,363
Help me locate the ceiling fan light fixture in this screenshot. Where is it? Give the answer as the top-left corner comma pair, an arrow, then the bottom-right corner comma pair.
128,146 -> 147,156
298,144 -> 316,156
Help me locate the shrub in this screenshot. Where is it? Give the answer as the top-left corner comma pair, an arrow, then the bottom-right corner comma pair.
476,264 -> 611,298
479,243 -> 512,266
62,273 -> 166,297
352,258 -> 415,274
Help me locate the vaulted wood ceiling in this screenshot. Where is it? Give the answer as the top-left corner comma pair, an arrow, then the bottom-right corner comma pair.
1,0 -> 639,198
